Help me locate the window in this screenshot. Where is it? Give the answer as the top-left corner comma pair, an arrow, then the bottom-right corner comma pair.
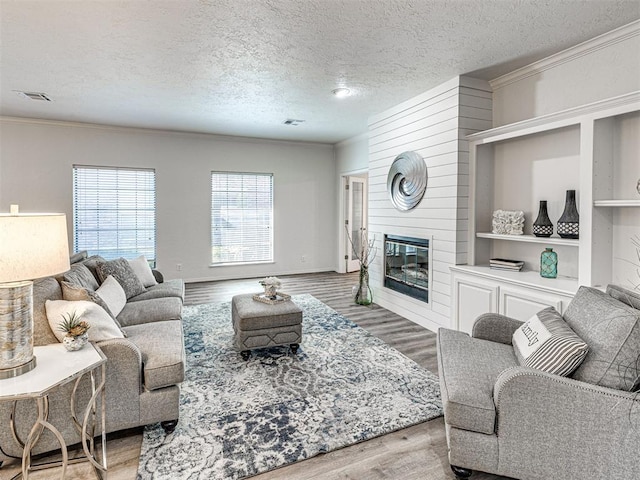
73,166 -> 156,263
211,172 -> 273,264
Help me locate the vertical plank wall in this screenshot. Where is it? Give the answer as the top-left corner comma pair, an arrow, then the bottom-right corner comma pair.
367,76 -> 492,331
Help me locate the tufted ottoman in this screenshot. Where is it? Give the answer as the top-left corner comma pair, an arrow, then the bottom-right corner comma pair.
231,294 -> 302,360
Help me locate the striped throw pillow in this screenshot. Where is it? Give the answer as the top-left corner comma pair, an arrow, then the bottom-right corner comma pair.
512,307 -> 589,377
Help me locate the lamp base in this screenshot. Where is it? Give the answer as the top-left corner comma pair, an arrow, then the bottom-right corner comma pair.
0,355 -> 36,379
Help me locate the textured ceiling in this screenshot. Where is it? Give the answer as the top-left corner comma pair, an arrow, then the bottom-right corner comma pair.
1,0 -> 638,144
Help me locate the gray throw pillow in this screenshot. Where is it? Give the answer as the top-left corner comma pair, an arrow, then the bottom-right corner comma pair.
60,281 -> 127,335
564,286 -> 640,391
63,263 -> 99,291
96,258 -> 146,299
82,255 -> 107,284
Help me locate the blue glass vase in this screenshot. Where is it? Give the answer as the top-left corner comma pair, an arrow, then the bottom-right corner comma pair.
540,248 -> 558,278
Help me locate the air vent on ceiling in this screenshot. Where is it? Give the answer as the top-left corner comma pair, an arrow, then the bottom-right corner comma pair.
283,119 -> 305,126
14,91 -> 52,101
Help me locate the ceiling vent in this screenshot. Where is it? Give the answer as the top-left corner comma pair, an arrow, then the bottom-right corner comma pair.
14,91 -> 52,101
283,119 -> 305,126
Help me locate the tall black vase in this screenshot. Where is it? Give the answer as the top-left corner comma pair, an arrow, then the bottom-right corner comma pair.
533,200 -> 553,237
557,190 -> 579,239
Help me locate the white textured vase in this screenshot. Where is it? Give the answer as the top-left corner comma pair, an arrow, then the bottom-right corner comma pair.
63,333 -> 88,351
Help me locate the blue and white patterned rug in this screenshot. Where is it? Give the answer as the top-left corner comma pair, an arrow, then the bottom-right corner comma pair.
136,294 -> 442,479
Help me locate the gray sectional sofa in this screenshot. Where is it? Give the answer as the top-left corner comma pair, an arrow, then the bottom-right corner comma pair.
0,251 -> 185,462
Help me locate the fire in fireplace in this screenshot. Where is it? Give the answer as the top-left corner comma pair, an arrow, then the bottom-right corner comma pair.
384,234 -> 430,302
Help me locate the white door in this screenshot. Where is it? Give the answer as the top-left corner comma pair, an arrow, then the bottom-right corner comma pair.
346,176 -> 367,272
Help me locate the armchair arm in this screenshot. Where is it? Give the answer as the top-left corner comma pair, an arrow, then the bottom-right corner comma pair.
493,367 -> 639,478
471,313 -> 523,344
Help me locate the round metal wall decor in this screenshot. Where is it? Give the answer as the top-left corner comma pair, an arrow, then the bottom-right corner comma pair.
387,151 -> 427,211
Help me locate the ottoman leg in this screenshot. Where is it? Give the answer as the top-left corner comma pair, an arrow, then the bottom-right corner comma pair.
241,350 -> 251,361
290,344 -> 299,354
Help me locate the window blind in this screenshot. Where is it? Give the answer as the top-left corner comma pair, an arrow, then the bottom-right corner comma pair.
211,172 -> 273,264
73,166 -> 156,263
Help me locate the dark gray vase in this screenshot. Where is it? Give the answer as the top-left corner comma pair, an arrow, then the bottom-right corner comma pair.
533,200 -> 553,237
557,190 -> 579,239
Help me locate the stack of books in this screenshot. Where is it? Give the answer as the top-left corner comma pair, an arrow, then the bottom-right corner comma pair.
490,258 -> 524,272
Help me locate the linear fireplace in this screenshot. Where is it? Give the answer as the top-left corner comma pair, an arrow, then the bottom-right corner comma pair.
384,234 -> 430,302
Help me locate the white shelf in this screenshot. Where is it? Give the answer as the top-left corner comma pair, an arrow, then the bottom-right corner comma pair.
593,199 -> 640,207
476,233 -> 579,247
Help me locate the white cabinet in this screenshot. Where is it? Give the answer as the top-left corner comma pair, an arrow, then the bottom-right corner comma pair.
451,266 -> 576,334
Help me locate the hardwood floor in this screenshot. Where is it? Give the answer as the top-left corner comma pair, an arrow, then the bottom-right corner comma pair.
2,272 -> 507,479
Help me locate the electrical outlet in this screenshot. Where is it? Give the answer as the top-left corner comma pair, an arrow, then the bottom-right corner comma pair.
301,255 -> 307,263
176,263 -> 182,271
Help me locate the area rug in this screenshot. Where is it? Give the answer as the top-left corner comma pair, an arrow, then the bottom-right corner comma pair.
136,294 -> 442,479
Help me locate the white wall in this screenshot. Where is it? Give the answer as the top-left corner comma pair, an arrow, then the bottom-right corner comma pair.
0,119 -> 336,282
367,76 -> 492,331
492,21 -> 640,126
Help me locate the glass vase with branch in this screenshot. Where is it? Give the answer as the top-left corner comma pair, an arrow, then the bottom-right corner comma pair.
346,227 -> 376,305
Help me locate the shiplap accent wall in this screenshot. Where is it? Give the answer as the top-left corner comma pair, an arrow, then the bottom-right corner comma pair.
367,76 -> 492,332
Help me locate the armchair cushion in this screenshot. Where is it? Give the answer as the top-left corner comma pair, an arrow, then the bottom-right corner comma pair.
512,307 -> 588,377
564,286 -> 640,391
437,328 -> 518,434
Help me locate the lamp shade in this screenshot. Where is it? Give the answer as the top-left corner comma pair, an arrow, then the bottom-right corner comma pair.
0,213 -> 70,282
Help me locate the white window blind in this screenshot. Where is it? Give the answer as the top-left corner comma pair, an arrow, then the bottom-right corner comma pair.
211,172 -> 273,264
73,166 -> 156,263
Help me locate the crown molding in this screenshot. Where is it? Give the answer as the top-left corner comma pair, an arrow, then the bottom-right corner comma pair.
490,20 -> 640,90
335,131 -> 369,148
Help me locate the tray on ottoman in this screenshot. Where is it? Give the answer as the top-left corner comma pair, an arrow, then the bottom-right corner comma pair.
232,293 -> 302,360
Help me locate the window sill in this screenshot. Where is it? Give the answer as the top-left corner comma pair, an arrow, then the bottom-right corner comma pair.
209,261 -> 275,268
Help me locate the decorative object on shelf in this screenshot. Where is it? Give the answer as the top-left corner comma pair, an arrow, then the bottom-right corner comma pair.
58,310 -> 90,351
490,258 -> 524,272
540,248 -> 558,279
557,190 -> 580,239
259,276 -> 281,299
346,227 -> 376,306
387,151 -> 427,211
491,210 -> 525,235
533,200 -> 554,237
0,206 -> 70,378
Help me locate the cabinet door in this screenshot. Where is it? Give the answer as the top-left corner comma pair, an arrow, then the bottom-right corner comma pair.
453,276 -> 498,334
499,286 -> 567,321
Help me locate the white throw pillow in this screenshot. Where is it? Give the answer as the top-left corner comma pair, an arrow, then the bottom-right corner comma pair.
45,299 -> 124,343
95,275 -> 127,317
128,255 -> 157,288
512,307 -> 589,377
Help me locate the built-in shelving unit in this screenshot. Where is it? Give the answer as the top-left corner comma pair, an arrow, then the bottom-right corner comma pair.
593,200 -> 640,207
476,233 -> 579,247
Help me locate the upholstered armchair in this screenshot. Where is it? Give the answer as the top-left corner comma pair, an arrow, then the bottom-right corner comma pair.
437,285 -> 640,479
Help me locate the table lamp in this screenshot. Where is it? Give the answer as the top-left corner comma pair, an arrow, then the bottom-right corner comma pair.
0,205 -> 70,379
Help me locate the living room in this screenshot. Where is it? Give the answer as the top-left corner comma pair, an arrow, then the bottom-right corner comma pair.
1,1 -> 639,479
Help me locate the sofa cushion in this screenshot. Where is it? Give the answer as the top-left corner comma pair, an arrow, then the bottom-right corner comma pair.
61,280 -> 115,317
513,307 -> 589,377
81,255 -> 106,283
564,286 -> 640,391
123,320 -> 185,390
128,255 -> 158,288
128,279 -> 185,303
437,328 -> 518,434
606,284 -> 640,310
63,263 -> 99,291
96,258 -> 146,299
95,275 -> 127,317
33,277 -> 63,346
69,250 -> 88,265
116,297 -> 183,327
45,299 -> 125,342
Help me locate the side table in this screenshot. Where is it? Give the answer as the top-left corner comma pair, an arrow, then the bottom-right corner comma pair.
0,342 -> 107,479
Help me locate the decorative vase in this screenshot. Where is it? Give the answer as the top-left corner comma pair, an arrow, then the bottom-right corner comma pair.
557,190 -> 579,239
63,332 -> 89,351
263,284 -> 277,299
354,265 -> 373,306
532,200 -> 553,237
540,248 -> 558,279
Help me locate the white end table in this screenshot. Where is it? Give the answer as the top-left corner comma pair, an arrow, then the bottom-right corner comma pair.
0,343 -> 107,479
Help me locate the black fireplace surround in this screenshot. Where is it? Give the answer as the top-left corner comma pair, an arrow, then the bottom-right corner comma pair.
384,234 -> 429,302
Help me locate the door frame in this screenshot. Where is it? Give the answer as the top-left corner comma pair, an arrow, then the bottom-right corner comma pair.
338,169 -> 368,274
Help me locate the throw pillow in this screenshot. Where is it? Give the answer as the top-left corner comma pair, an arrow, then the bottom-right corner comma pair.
96,258 -> 146,299
45,299 -> 124,342
512,307 -> 589,377
63,263 -> 99,291
61,281 -> 114,317
82,255 -> 107,284
95,275 -> 127,317
128,255 -> 157,288
564,286 -> 640,391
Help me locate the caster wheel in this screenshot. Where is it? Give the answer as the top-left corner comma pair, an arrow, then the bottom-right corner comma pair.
241,350 -> 251,361
290,344 -> 299,354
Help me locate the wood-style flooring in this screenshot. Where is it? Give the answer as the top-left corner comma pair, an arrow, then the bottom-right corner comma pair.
2,272 -> 507,479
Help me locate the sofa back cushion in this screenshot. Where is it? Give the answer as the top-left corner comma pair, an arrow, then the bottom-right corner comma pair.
606,284 -> 640,310
564,286 -> 640,391
63,263 -> 99,291
33,277 -> 63,346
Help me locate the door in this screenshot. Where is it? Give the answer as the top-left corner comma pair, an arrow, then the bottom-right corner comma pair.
346,176 -> 367,272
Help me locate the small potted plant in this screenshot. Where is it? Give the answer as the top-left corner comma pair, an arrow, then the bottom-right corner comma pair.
58,311 -> 90,351
259,276 -> 282,299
